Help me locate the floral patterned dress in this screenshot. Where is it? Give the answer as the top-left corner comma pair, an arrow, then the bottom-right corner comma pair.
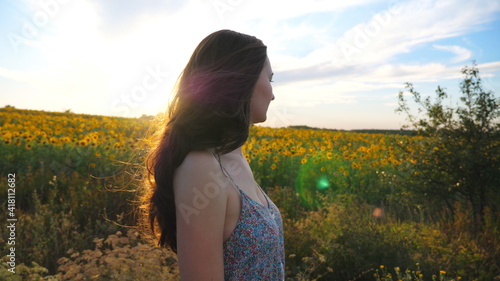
217,157 -> 285,280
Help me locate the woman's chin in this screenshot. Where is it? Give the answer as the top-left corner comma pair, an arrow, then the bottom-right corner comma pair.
251,116 -> 266,124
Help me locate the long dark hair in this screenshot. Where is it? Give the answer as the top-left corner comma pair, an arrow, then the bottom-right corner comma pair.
141,30 -> 267,252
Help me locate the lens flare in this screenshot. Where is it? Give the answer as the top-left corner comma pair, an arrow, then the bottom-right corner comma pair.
316,175 -> 330,191
295,158 -> 332,208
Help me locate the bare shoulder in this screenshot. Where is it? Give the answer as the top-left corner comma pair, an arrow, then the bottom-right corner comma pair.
178,149 -> 218,171
174,150 -> 219,187
173,149 -> 226,207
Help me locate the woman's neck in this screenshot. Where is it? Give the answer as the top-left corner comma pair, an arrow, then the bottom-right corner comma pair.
227,146 -> 244,159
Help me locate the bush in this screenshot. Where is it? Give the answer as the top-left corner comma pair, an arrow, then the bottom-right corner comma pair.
53,229 -> 178,280
395,62 -> 500,232
0,230 -> 178,281
269,186 -> 494,281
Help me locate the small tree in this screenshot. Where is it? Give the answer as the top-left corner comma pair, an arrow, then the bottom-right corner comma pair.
395,62 -> 500,231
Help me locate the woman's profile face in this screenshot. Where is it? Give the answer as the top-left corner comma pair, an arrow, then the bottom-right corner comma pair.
250,57 -> 274,124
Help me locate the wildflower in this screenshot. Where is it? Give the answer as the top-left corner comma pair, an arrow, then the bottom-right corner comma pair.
301,158 -> 307,164
271,164 -> 277,170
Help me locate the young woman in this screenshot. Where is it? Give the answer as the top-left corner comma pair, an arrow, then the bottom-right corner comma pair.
142,30 -> 284,280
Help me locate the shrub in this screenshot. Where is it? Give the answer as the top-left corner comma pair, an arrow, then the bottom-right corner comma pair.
53,229 -> 178,280
395,62 -> 500,232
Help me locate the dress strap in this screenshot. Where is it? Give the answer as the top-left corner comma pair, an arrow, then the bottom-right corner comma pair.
210,150 -> 242,193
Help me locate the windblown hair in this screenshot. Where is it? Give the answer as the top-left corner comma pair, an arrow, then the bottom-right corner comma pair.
142,30 -> 267,252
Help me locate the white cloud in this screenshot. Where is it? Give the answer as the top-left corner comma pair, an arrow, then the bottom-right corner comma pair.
476,61 -> 500,72
210,0 -> 378,22
433,45 -> 473,63
274,0 -> 500,78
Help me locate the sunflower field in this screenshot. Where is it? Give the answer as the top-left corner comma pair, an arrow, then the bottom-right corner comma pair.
0,106 -> 498,281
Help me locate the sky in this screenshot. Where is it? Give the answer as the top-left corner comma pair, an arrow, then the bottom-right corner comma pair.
1,0 -> 499,130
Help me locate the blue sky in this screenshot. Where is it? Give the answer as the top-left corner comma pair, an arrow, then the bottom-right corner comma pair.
1,0 -> 499,130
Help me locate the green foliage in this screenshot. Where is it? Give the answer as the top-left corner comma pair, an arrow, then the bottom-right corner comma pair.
0,255 -> 52,281
53,230 -> 178,280
1,107 -> 498,280
395,62 -> 500,232
272,186 -> 499,281
0,185 -> 123,274
0,230 -> 179,281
